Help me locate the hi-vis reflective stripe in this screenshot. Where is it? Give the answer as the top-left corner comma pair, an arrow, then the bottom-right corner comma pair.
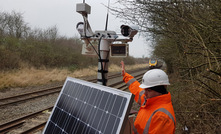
143,108 -> 175,134
138,90 -> 145,105
126,78 -> 136,86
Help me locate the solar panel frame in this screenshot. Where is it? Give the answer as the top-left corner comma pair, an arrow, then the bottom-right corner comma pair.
43,77 -> 134,134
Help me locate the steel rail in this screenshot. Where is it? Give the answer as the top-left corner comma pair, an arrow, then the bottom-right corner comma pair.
0,107 -> 53,133
0,68 -> 146,107
1,68 -> 147,133
21,122 -> 46,134
0,88 -> 61,107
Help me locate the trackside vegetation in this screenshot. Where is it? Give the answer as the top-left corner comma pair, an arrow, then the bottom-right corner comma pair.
0,11 -> 147,89
0,11 -> 140,71
1,1 -> 221,132
113,0 -> 221,133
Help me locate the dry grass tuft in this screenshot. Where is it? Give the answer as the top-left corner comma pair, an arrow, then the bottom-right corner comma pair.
0,63 -> 147,89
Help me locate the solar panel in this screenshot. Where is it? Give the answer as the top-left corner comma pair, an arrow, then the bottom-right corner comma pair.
43,77 -> 134,134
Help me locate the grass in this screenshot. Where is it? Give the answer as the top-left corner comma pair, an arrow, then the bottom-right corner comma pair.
0,63 -> 147,89
1,62 -> 220,133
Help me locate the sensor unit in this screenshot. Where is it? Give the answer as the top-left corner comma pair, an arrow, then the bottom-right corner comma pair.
94,30 -> 117,39
76,3 -> 91,14
110,43 -> 129,57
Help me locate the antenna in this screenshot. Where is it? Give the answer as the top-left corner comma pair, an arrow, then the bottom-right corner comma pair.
105,0 -> 110,31
76,1 -> 138,86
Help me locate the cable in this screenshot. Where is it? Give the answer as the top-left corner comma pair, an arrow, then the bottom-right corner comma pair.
98,36 -> 107,86
86,37 -> 99,56
100,34 -> 118,86
83,17 -> 88,38
103,37 -> 117,75
79,0 -> 117,86
85,35 -> 106,85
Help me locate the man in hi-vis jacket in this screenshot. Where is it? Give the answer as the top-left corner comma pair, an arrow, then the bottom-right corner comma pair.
121,61 -> 176,134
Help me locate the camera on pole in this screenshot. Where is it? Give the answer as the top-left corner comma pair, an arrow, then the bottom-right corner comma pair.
120,25 -> 138,39
76,3 -> 94,38
76,2 -> 138,85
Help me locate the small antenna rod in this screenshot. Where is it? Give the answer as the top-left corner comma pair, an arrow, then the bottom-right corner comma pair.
105,0 -> 110,31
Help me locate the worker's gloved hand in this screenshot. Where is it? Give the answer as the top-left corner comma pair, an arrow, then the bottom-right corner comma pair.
121,61 -> 126,76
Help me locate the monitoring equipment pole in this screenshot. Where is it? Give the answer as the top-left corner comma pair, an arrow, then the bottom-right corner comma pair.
76,2 -> 138,86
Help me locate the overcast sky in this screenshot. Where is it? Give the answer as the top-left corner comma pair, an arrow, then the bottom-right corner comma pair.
0,0 -> 153,58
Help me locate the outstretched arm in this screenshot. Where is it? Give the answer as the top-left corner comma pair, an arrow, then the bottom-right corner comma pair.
121,61 -> 126,76
121,61 -> 145,105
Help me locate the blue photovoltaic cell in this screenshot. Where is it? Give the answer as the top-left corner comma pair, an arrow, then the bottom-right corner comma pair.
43,77 -> 133,134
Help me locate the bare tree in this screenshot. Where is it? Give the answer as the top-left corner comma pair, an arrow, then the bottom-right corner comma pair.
0,11 -> 29,38
112,0 -> 221,133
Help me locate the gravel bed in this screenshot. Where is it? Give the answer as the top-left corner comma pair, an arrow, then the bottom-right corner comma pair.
0,75 -> 96,127
0,92 -> 59,125
0,73 -> 141,133
0,81 -> 63,99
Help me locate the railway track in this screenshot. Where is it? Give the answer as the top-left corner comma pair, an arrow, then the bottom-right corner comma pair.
0,68 -> 146,134
0,87 -> 62,107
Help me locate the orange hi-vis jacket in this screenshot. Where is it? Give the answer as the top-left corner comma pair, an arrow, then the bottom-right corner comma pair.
123,72 -> 176,134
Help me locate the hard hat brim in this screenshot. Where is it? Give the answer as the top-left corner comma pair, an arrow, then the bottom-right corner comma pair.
139,83 -> 170,89
139,84 -> 151,89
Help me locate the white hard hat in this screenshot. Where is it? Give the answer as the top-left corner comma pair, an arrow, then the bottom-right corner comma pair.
139,69 -> 170,89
